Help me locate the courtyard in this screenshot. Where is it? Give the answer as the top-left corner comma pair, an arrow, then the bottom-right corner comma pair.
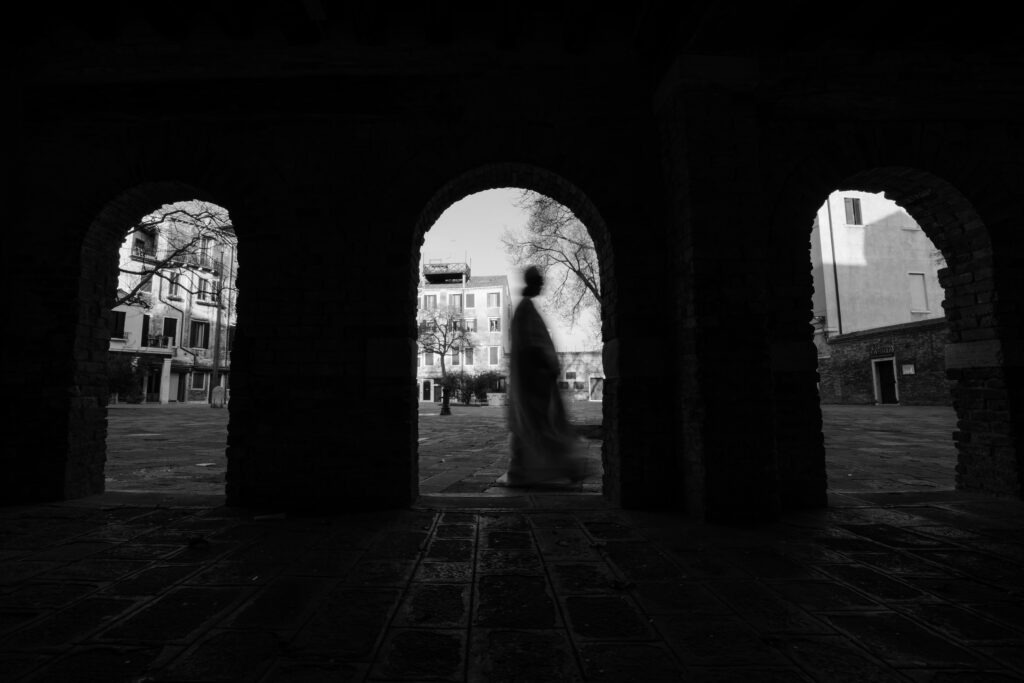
104,402 -> 958,500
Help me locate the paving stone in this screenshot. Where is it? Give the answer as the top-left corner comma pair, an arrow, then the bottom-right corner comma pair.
187,561 -> 278,585
978,644 -> 1024,674
911,550 -> 1024,589
440,512 -> 477,524
0,562 -> 62,586
263,658 -> 367,682
477,549 -> 543,575
550,562 -> 620,594
367,530 -> 429,558
2,582 -> 98,610
161,629 -> 281,681
718,548 -> 821,579
394,583 -> 469,627
344,559 -> 416,585
632,580 -> 733,615
427,538 -> 475,562
92,543 -> 180,560
529,513 -> 582,529
43,559 -> 151,583
476,575 -> 558,627
479,513 -> 530,530
436,523 -> 476,538
840,524 -> 952,549
773,635 -> 905,682
583,521 -> 636,539
846,551 -> 955,577
708,581 -> 832,634
100,587 -> 243,642
0,654 -> 46,681
818,564 -> 930,600
655,615 -> 790,667
816,536 -> 894,554
903,672 -> 1023,682
285,546 -> 362,576
24,645 -> 160,683
564,595 -> 654,639
604,541 -> 685,579
373,629 -> 464,681
469,629 -> 580,682
670,549 -> 750,578
228,576 -> 331,630
415,561 -> 474,583
966,602 -> 1024,632
5,597 -> 137,649
686,667 -> 809,682
764,580 -> 881,611
824,612 -> 983,667
293,587 -> 399,658
577,642 -> 681,681
486,530 -> 533,549
899,603 -> 1014,643
909,577 -> 1017,603
535,528 -> 603,561
103,564 -> 200,596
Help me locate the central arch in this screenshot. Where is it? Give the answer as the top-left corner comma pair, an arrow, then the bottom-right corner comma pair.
410,163 -> 622,502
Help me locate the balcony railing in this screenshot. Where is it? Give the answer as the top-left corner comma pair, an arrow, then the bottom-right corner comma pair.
145,335 -> 174,348
131,246 -> 157,261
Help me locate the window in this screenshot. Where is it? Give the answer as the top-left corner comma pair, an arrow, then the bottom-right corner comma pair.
417,352 -> 421,367
141,315 -> 150,344
112,311 -> 126,338
558,381 -> 570,390
189,321 -> 210,348
423,294 -> 437,310
450,294 -> 462,310
565,371 -> 577,380
489,318 -> 501,332
487,292 -> 500,307
489,346 -> 499,365
464,318 -> 477,332
465,293 -> 475,308
425,351 -> 434,366
844,197 -> 863,225
140,276 -> 152,293
451,348 -> 460,365
163,318 -> 178,346
464,347 -> 474,365
192,372 -> 206,390
573,381 -> 585,391
198,279 -> 210,300
909,273 -> 928,312
168,273 -> 180,297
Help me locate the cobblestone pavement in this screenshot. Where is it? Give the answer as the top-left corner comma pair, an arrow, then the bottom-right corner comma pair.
105,403 -> 957,500
2,486 -> 1022,681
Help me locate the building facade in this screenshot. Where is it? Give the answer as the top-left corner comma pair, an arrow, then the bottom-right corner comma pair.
810,190 -> 950,405
109,204 -> 238,404
557,350 -> 605,402
416,262 -> 512,403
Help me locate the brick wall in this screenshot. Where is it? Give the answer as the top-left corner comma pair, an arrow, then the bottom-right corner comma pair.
818,320 -> 952,405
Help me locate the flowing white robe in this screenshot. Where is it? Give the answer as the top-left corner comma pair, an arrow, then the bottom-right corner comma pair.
499,297 -> 584,485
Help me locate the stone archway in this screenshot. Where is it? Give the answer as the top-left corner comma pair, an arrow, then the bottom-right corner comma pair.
769,164 -> 1021,505
409,163 -> 622,501
66,182 -> 234,500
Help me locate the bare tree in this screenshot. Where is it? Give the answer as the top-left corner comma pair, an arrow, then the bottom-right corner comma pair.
501,191 -> 600,332
417,304 -> 474,415
115,200 -> 236,308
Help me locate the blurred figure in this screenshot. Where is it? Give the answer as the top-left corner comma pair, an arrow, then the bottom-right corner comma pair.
497,266 -> 586,486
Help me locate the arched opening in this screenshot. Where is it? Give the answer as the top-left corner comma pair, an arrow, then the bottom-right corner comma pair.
69,183 -> 241,501
809,188 -> 956,497
772,165 -> 1016,509
411,165 -> 617,503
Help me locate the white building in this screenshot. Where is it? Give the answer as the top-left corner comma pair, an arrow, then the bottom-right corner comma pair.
810,190 -> 949,404
416,261 -> 512,403
108,202 -> 238,403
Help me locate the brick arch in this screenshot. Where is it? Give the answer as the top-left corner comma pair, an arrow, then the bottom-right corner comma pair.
768,161 -> 1021,502
69,181 -> 233,499
410,163 -> 621,500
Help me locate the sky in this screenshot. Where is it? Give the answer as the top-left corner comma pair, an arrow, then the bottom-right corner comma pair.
422,188 -> 600,350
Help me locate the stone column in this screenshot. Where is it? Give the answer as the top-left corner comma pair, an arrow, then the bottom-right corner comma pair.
159,358 -> 172,404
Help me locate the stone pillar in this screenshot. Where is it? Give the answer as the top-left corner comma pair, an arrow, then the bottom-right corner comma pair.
656,60 -> 782,523
159,358 -> 172,404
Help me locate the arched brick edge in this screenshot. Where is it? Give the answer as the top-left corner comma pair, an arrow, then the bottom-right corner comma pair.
69,182 -> 226,500
770,165 -> 1021,502
410,163 -> 622,501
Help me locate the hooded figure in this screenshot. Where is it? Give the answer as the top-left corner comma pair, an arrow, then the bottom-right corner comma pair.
497,266 -> 586,486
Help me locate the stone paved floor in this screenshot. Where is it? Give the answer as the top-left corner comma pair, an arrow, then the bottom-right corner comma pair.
2,487 -> 1023,681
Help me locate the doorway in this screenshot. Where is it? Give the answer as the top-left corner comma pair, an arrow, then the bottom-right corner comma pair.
873,357 -> 898,404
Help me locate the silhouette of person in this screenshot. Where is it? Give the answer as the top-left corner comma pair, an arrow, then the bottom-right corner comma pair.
497,266 -> 587,487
